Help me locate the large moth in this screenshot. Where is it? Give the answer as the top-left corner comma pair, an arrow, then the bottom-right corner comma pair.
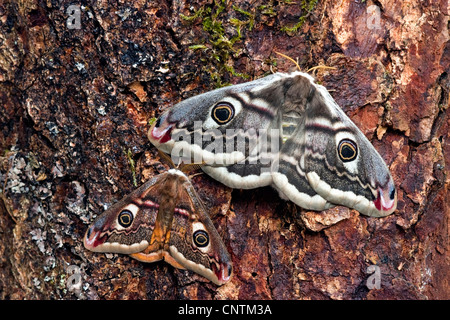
84,168 -> 233,285
148,71 -> 397,217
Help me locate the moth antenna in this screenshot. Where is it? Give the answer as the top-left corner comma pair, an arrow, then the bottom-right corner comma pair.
180,162 -> 205,175
157,150 -> 176,169
188,171 -> 204,179
307,65 -> 337,76
274,51 -> 336,76
269,64 -> 275,74
274,51 -> 301,72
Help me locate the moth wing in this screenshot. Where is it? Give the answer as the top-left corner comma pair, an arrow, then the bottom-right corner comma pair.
272,115 -> 334,211
149,73 -> 290,190
200,129 -> 276,190
195,75 -> 296,190
149,73 -> 284,165
84,176 -> 161,255
300,84 -> 397,217
166,177 -> 233,285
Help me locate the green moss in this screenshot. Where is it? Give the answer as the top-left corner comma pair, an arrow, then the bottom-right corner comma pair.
280,0 -> 318,33
148,117 -> 157,127
188,44 -> 208,50
257,4 -> 277,17
180,7 -> 205,22
123,148 -> 137,187
180,0 -> 251,87
232,5 -> 255,30
180,0 -> 319,85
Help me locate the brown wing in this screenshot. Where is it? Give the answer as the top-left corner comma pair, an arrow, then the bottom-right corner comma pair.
84,175 -> 162,255
164,170 -> 233,285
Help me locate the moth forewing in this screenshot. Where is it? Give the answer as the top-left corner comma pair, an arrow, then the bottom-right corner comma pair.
83,178 -> 161,254
166,175 -> 233,285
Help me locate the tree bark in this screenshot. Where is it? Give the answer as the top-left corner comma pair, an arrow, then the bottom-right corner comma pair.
0,0 -> 448,300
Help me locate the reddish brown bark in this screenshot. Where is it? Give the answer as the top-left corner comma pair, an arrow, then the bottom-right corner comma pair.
0,0 -> 448,299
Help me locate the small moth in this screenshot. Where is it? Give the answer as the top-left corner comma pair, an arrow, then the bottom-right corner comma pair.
84,168 -> 233,285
